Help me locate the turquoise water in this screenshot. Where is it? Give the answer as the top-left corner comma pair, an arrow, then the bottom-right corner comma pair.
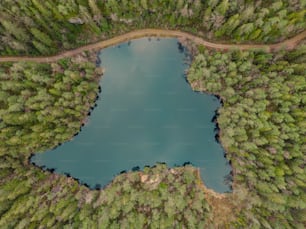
31,38 -> 231,193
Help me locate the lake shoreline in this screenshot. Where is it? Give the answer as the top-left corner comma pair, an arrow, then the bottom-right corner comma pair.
1,29 -> 305,63
29,38 -> 232,197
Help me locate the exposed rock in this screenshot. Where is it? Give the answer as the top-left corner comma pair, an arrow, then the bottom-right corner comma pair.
95,67 -> 105,75
140,174 -> 149,183
110,13 -> 118,21
119,18 -> 133,24
85,192 -> 94,204
68,17 -> 85,24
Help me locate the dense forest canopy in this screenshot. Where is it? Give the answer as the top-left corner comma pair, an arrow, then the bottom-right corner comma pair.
0,50 -> 217,228
0,0 -> 305,55
0,55 -> 100,158
0,0 -> 305,228
188,42 -> 306,228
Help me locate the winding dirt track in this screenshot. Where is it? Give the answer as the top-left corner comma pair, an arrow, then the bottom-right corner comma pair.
0,29 -> 305,63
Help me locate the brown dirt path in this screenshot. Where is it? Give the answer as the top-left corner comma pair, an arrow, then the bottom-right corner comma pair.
0,29 -> 305,63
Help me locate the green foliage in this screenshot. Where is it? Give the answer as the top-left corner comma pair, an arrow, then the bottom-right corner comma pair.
0,53 -> 212,227
0,56 -> 100,158
0,162 -> 211,227
0,0 -> 305,55
187,43 -> 306,228
0,1 -> 305,227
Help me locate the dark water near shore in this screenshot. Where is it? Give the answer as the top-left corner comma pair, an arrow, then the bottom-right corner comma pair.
31,38 -> 231,193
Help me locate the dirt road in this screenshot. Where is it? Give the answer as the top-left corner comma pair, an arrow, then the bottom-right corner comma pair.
0,29 -> 305,63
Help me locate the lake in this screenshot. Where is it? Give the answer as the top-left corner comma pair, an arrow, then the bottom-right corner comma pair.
31,38 -> 231,193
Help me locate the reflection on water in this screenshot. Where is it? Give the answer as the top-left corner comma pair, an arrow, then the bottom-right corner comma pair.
31,38 -> 231,193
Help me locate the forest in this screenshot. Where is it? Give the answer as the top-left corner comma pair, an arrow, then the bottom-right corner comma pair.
188,41 -> 306,228
0,53 -> 217,228
0,0 -> 305,55
0,0 -> 305,228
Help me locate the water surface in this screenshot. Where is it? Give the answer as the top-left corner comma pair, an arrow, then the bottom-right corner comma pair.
32,38 -> 231,192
